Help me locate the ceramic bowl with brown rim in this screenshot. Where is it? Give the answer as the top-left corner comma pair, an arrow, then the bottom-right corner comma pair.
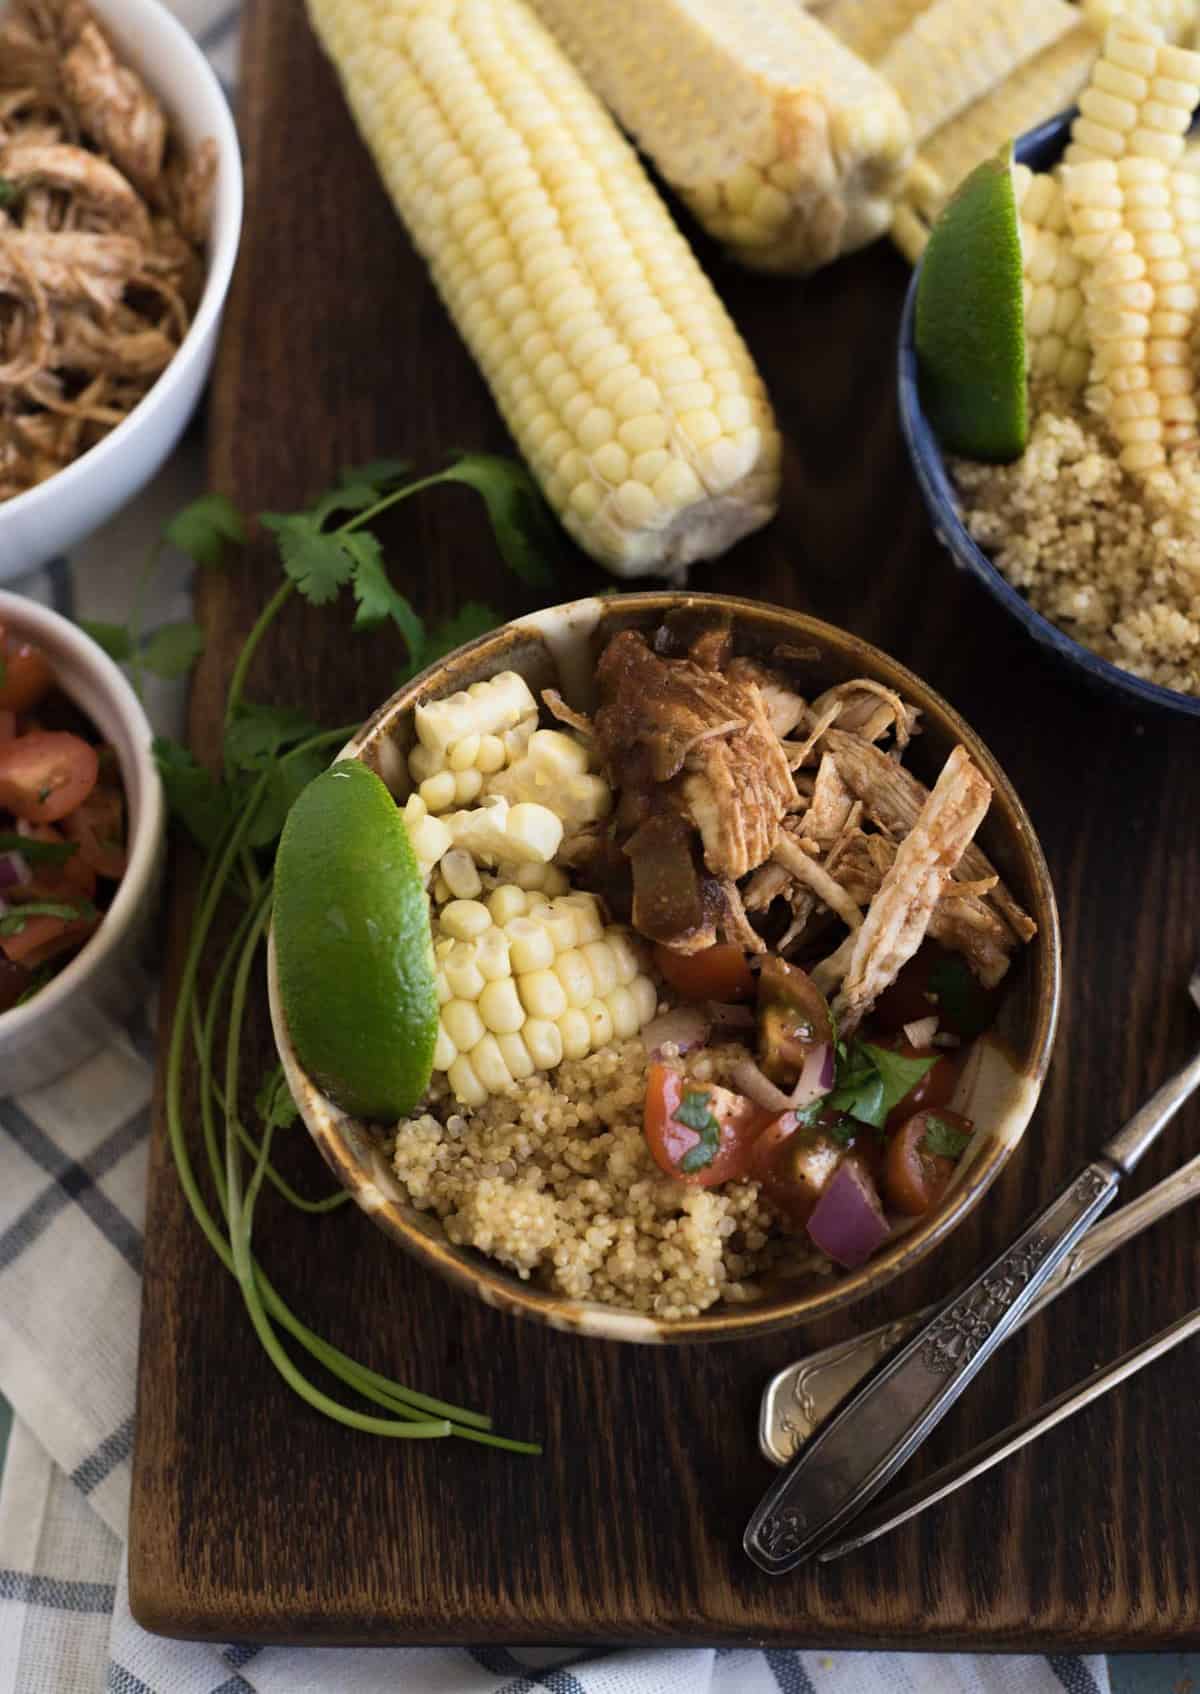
268,592 -> 1061,1345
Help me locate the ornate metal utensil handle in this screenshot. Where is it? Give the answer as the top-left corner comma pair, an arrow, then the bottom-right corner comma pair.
744,1161 -> 1119,1574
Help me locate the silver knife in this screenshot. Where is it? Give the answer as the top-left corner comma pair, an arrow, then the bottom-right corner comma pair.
743,972 -> 1200,1574
817,1304 -> 1200,1562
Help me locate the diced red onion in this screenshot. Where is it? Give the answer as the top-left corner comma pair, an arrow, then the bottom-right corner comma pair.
903,1016 -> 938,1048
0,852 -> 30,891
788,1042 -> 833,1109
706,1000 -> 755,1031
643,1004 -> 710,1057
730,1058 -> 793,1115
806,1160 -> 891,1269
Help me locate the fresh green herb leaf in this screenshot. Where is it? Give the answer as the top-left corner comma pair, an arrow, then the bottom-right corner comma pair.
79,620 -> 134,662
396,602 -> 498,685
0,831 -> 78,864
0,179 -> 17,208
140,621 -> 205,680
0,899 -> 95,935
165,493 -> 245,568
154,738 -> 234,851
345,531 -> 425,657
824,1039 -> 937,1129
436,454 -> 557,586
675,1088 -> 722,1174
255,1064 -> 300,1133
922,1116 -> 972,1159
927,954 -> 992,1038
260,513 -> 355,604
224,702 -> 322,771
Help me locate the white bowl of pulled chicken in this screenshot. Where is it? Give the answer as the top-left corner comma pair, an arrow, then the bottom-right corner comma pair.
0,0 -> 241,574
272,594 -> 1060,1344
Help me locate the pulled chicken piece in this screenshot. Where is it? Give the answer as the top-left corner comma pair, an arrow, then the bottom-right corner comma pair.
828,746 -> 993,1035
594,629 -> 797,949
822,729 -> 1036,944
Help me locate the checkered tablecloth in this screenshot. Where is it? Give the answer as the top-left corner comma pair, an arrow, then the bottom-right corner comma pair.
0,3 -> 1145,1689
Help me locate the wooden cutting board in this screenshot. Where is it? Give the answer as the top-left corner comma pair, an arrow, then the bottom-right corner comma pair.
128,0 -> 1200,1647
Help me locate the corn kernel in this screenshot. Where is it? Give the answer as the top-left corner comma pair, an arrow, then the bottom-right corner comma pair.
440,899 -> 493,940
518,968 -> 567,1020
523,1017 -> 564,1070
558,1007 -> 591,1060
487,884 -> 527,925
542,903 -> 577,951
406,814 -> 453,872
444,942 -> 486,1000
582,939 -> 618,997
403,793 -> 428,825
454,769 -> 484,805
631,974 -> 659,1026
507,915 -> 555,973
479,976 -> 526,1035
584,998 -> 614,1051
497,1031 -> 536,1081
420,771 -> 458,813
607,930 -> 642,986
448,734 -> 482,772
476,734 -> 506,774
441,848 -> 483,900
469,1034 -> 515,1094
606,984 -> 640,1039
432,1024 -> 457,1071
432,874 -> 453,906
408,744 -> 445,783
447,1054 -> 487,1108
442,999 -> 487,1052
475,927 -> 512,981
554,948 -> 595,1008
560,893 -> 603,944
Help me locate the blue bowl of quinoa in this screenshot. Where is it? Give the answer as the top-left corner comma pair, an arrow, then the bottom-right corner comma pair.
899,112 -> 1200,719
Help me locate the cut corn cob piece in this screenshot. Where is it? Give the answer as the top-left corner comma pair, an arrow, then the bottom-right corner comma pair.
1013,167 -> 1091,389
441,794 -> 563,867
414,672 -> 536,757
306,0 -> 781,578
525,0 -> 913,274
891,24 -> 1098,257
878,0 -> 1079,147
1065,16 -> 1200,167
428,890 -> 658,1105
1063,154 -> 1200,469
1082,0 -> 1199,47
820,0 -> 934,64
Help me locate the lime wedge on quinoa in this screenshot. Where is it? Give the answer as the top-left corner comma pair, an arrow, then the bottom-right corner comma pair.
915,143 -> 1028,463
274,760 -> 436,1121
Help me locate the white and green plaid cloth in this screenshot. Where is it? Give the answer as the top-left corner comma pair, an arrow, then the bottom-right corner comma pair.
0,5 -> 1177,1689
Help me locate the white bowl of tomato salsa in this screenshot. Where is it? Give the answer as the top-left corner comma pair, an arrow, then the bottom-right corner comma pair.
0,592 -> 164,1094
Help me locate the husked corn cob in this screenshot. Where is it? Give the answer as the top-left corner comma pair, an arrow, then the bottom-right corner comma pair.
878,0 -> 1079,146
430,889 -> 658,1105
486,728 -> 611,828
306,0 -> 781,579
525,0 -> 913,274
1062,154 -> 1200,469
1065,16 -> 1200,166
820,0 -> 933,64
414,672 -> 536,757
1013,166 -> 1091,389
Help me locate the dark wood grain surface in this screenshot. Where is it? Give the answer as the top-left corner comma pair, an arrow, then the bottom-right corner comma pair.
128,0 -> 1200,1647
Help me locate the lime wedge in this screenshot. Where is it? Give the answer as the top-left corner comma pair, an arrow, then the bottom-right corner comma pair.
915,143 -> 1028,463
274,760 -> 436,1121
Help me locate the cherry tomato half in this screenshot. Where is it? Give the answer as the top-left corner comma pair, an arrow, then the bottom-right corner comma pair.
643,1063 -> 771,1186
0,911 -> 97,969
0,731 -> 99,824
0,628 -> 54,714
62,785 -> 126,880
757,955 -> 834,1084
883,1108 -> 974,1217
653,942 -> 755,1003
746,1111 -> 847,1227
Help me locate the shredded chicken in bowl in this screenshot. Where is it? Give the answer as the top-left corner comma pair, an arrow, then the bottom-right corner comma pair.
0,0 -> 215,499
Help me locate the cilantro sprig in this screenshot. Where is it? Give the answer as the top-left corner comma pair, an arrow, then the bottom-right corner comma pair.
137,451 -> 551,1455
803,1039 -> 938,1133
675,1088 -> 722,1174
0,899 -> 96,936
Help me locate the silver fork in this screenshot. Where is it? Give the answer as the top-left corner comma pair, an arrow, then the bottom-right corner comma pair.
759,962 -> 1200,1468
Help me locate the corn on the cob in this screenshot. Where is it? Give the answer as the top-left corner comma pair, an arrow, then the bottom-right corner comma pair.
1012,166 -> 1091,389
525,0 -> 912,274
307,0 -> 781,579
878,0 -> 1079,146
1062,154 -> 1200,469
1065,16 -> 1200,166
429,888 -> 658,1105
485,727 -> 611,828
820,0 -> 933,64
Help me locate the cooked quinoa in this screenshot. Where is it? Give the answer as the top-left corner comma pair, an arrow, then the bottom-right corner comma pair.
392,1038 -> 830,1319
954,388 -> 1200,696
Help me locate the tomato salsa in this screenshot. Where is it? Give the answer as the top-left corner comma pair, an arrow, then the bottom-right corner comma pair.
0,624 -> 129,1012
